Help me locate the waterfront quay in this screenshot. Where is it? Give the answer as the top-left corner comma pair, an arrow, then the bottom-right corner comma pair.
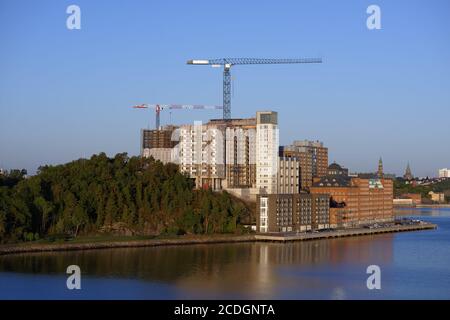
0,220 -> 437,256
254,222 -> 437,242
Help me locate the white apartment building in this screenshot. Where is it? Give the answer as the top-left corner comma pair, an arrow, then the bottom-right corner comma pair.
439,168 -> 450,178
175,111 -> 279,195
256,111 -> 279,195
178,121 -> 225,190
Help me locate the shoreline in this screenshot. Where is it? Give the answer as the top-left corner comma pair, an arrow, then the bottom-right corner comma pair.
0,223 -> 437,256
395,204 -> 450,209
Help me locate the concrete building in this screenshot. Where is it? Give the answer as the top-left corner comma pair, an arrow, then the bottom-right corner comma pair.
256,111 -> 279,195
277,157 -> 300,194
280,140 -> 328,190
178,121 -> 225,190
310,176 -> 394,228
222,118 -> 257,188
439,168 -> 450,178
256,193 -> 330,233
176,112 -> 277,193
141,126 -> 178,164
141,126 -> 177,150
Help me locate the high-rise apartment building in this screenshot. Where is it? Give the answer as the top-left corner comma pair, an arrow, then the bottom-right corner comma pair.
223,119 -> 257,188
256,111 -> 279,195
280,140 -> 328,190
177,116 -> 265,191
178,121 -> 225,190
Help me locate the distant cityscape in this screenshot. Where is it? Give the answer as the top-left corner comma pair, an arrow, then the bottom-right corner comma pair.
137,110 -> 449,234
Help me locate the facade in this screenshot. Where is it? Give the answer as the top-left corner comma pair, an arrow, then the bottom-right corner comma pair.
177,113 -> 277,192
141,126 -> 177,150
178,121 -> 225,190
255,111 -> 279,194
310,176 -> 394,228
257,193 -> 330,233
223,119 -> 257,188
142,148 -> 173,164
141,126 -> 178,164
439,168 -> 450,178
280,140 -> 328,190
277,157 -> 300,194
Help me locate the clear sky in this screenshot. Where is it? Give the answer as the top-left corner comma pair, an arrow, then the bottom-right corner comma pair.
1,0 -> 449,177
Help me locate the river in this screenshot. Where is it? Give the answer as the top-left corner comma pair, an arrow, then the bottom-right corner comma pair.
0,208 -> 449,299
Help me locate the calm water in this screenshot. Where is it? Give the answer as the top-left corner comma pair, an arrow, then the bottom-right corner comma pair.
0,208 -> 449,300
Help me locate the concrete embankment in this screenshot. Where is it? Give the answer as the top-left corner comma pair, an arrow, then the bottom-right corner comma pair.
0,223 -> 437,256
0,235 -> 255,256
255,223 -> 437,242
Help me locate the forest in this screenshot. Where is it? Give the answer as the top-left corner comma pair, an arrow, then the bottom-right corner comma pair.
0,153 -> 253,243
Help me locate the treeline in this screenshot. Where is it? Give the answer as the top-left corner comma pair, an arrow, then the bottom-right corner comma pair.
394,179 -> 450,202
0,153 -> 252,243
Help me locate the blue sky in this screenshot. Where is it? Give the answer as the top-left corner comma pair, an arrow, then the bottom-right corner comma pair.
0,0 -> 449,177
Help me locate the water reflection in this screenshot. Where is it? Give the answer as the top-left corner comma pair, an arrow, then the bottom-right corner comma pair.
0,234 -> 394,298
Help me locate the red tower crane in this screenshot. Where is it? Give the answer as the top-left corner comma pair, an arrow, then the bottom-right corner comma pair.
132,104 -> 223,129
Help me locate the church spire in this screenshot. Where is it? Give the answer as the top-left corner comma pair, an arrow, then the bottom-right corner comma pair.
378,157 -> 383,178
404,162 -> 413,180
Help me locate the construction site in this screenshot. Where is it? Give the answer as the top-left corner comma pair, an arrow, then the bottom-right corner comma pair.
131,57 -> 322,198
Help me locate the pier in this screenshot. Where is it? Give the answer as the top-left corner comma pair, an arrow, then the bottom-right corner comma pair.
254,222 -> 437,242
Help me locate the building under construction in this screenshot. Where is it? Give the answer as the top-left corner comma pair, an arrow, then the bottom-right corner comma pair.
141,125 -> 178,163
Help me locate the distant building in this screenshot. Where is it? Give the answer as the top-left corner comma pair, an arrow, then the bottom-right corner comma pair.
398,193 -> 422,205
429,191 -> 445,204
280,140 -> 328,190
393,198 -> 414,206
310,176 -> 394,228
327,162 -> 348,176
256,193 -> 330,233
404,162 -> 414,180
439,168 -> 450,178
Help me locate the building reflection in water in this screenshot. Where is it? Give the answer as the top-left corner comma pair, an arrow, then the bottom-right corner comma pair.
0,234 -> 394,299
